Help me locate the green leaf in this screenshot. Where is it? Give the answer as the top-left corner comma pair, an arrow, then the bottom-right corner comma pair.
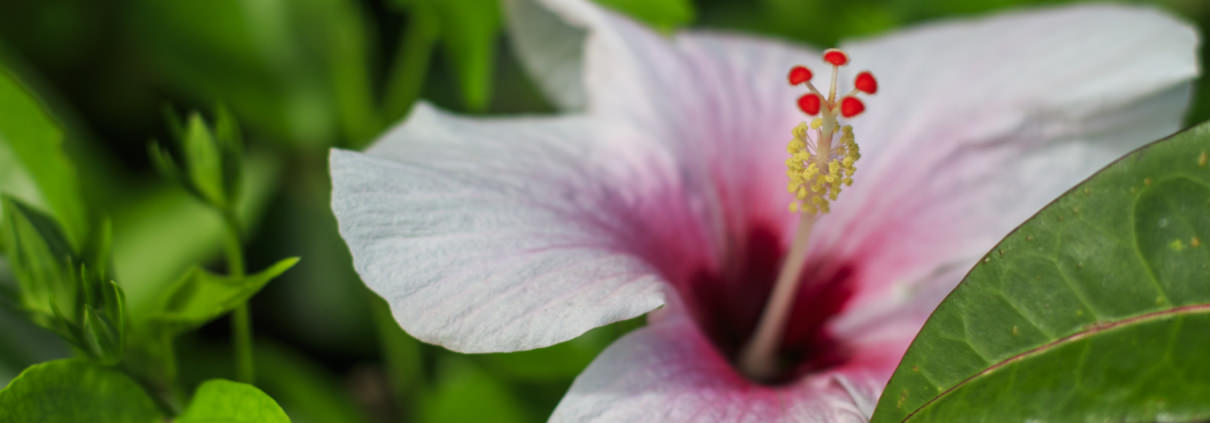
871,123 -> 1210,422
177,379 -> 290,423
213,106 -> 244,201
0,197 -> 76,320
0,67 -> 88,249
145,257 -> 298,334
0,359 -> 163,422
1,198 -> 129,363
181,113 -> 227,208
594,0 -> 695,30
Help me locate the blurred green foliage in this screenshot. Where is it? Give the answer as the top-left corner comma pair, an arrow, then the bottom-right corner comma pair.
0,0 -> 1208,422
0,68 -> 87,249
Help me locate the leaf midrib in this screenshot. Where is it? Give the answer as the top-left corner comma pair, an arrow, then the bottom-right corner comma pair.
901,302 -> 1210,422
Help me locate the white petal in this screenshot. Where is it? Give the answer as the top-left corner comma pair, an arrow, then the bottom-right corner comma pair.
553,309 -> 881,422
816,4 -> 1199,311
330,103 -> 673,353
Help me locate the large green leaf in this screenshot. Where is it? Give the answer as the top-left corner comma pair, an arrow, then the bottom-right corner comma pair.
871,123 -> 1210,421
177,379 -> 290,423
143,257 -> 298,334
0,67 -> 87,249
0,359 -> 163,423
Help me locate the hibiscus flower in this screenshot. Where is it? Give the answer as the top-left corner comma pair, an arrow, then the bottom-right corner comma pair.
330,0 -> 1198,420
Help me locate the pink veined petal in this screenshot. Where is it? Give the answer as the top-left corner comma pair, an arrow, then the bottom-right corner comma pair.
812,4 -> 1199,322
507,0 -> 838,266
553,307 -> 883,423
330,103 -> 721,353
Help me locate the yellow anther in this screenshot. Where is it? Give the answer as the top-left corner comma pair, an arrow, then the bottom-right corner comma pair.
792,123 -> 808,138
783,107 -> 863,215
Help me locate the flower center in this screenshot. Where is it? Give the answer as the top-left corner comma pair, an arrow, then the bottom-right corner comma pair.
682,224 -> 859,385
737,48 -> 877,381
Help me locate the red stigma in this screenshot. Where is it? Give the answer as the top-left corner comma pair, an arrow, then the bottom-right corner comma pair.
840,97 -> 864,117
788,66 -> 813,85
798,93 -> 822,115
854,71 -> 877,94
823,49 -> 848,66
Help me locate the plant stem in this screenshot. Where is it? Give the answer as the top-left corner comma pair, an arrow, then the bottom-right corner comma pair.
378,4 -> 440,136
222,211 -> 254,384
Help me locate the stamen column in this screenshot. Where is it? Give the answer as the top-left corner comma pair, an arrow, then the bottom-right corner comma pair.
737,49 -> 876,381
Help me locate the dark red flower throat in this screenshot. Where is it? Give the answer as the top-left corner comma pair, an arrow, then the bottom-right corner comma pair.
680,224 -> 859,385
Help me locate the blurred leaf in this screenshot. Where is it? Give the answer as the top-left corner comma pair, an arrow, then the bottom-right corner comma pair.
1,198 -> 128,364
128,0 -> 377,148
0,197 -> 76,320
178,379 -> 291,423
151,110 -> 246,211
0,67 -> 87,249
144,257 -> 298,334
872,123 -> 1210,422
595,0 -> 695,29
79,283 -> 127,365
181,114 -> 227,208
421,359 -> 529,423
113,151 -> 280,316
0,359 -> 163,422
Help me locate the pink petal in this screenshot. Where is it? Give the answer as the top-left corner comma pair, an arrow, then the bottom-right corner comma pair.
330,103 -> 712,352
554,307 -> 882,422
507,0 -> 842,235
814,4 -> 1198,324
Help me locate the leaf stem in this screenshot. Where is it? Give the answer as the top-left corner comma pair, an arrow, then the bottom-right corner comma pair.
221,211 -> 254,384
